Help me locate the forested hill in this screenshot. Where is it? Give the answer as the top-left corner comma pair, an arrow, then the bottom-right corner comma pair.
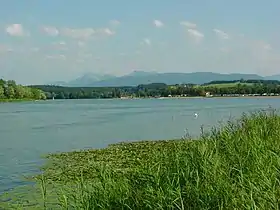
0,79 -> 46,101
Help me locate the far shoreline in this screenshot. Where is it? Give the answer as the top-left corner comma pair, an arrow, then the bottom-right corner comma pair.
119,95 -> 280,100
0,99 -> 42,103
168,95 -> 280,99
3,95 -> 280,103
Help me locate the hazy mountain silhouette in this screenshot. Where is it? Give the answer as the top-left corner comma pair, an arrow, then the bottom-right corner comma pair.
49,71 -> 280,87
90,71 -> 264,87
49,73 -> 116,86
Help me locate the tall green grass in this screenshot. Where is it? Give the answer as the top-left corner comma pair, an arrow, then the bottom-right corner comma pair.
2,110 -> 280,209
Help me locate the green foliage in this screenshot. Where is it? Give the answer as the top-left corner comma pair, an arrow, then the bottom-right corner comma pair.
2,110 -> 280,209
31,79 -> 280,99
0,79 -> 46,101
0,85 -> 5,99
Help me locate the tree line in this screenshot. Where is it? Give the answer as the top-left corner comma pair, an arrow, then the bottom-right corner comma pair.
0,79 -> 46,100
200,83 -> 280,95
204,79 -> 280,86
30,79 -> 280,99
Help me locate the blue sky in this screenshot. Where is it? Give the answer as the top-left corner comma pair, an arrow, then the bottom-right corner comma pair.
0,0 -> 280,84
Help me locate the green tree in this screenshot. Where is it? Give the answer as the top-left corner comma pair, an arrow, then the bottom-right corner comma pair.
14,85 -> 25,99
31,89 -> 42,99
0,79 -> 6,87
0,86 -> 5,99
39,91 -> 47,100
0,79 -> 46,101
5,85 -> 15,98
56,92 -> 65,99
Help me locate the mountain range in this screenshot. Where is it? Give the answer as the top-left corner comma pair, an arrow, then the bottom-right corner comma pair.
49,71 -> 280,87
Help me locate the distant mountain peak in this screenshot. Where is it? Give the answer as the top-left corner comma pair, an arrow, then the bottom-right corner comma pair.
127,70 -> 158,77
48,72 -> 116,87
80,72 -> 113,78
48,71 -> 280,87
90,71 -> 266,87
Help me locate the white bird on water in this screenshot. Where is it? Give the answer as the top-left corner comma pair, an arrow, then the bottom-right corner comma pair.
194,113 -> 198,119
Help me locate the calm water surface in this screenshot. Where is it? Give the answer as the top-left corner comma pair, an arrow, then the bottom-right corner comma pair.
1,98 -> 280,193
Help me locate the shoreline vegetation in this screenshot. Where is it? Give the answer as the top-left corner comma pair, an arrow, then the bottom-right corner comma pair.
0,79 -> 46,102
117,95 -> 280,100
1,110 -> 280,209
31,79 -> 280,100
0,98 -> 43,103
2,78 -> 280,102
2,94 -> 280,103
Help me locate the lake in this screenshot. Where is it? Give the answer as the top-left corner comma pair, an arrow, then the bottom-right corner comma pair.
1,97 -> 280,194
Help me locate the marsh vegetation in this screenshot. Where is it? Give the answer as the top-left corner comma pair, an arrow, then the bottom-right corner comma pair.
1,110 -> 280,209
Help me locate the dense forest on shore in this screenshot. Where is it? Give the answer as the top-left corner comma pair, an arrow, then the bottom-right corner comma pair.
31,79 -> 280,99
0,79 -> 46,101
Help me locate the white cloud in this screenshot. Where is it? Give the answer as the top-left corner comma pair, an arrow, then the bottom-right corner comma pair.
220,47 -> 230,53
181,22 -> 204,43
78,53 -> 92,59
52,41 -> 65,45
0,45 -> 13,53
245,40 -> 272,53
40,25 -> 115,39
143,38 -> 151,45
249,41 -> 273,61
51,41 -> 67,51
262,43 -> 272,51
42,26 -> 59,36
57,54 -> 66,59
248,41 -> 280,75
213,29 -> 230,40
30,47 -> 39,52
180,21 -> 197,28
109,20 -> 120,27
58,41 -> 66,45
60,27 -> 114,39
6,24 -> 27,36
187,29 -> 204,42
100,28 -> 115,35
77,41 -> 85,47
76,59 -> 85,63
153,20 -> 164,28
45,54 -> 66,60
238,33 -> 245,38
60,27 -> 95,39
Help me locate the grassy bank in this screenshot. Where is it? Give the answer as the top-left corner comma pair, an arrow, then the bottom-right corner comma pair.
2,110 -> 280,209
0,98 -> 38,103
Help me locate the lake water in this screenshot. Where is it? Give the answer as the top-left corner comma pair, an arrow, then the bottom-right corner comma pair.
1,98 -> 280,194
